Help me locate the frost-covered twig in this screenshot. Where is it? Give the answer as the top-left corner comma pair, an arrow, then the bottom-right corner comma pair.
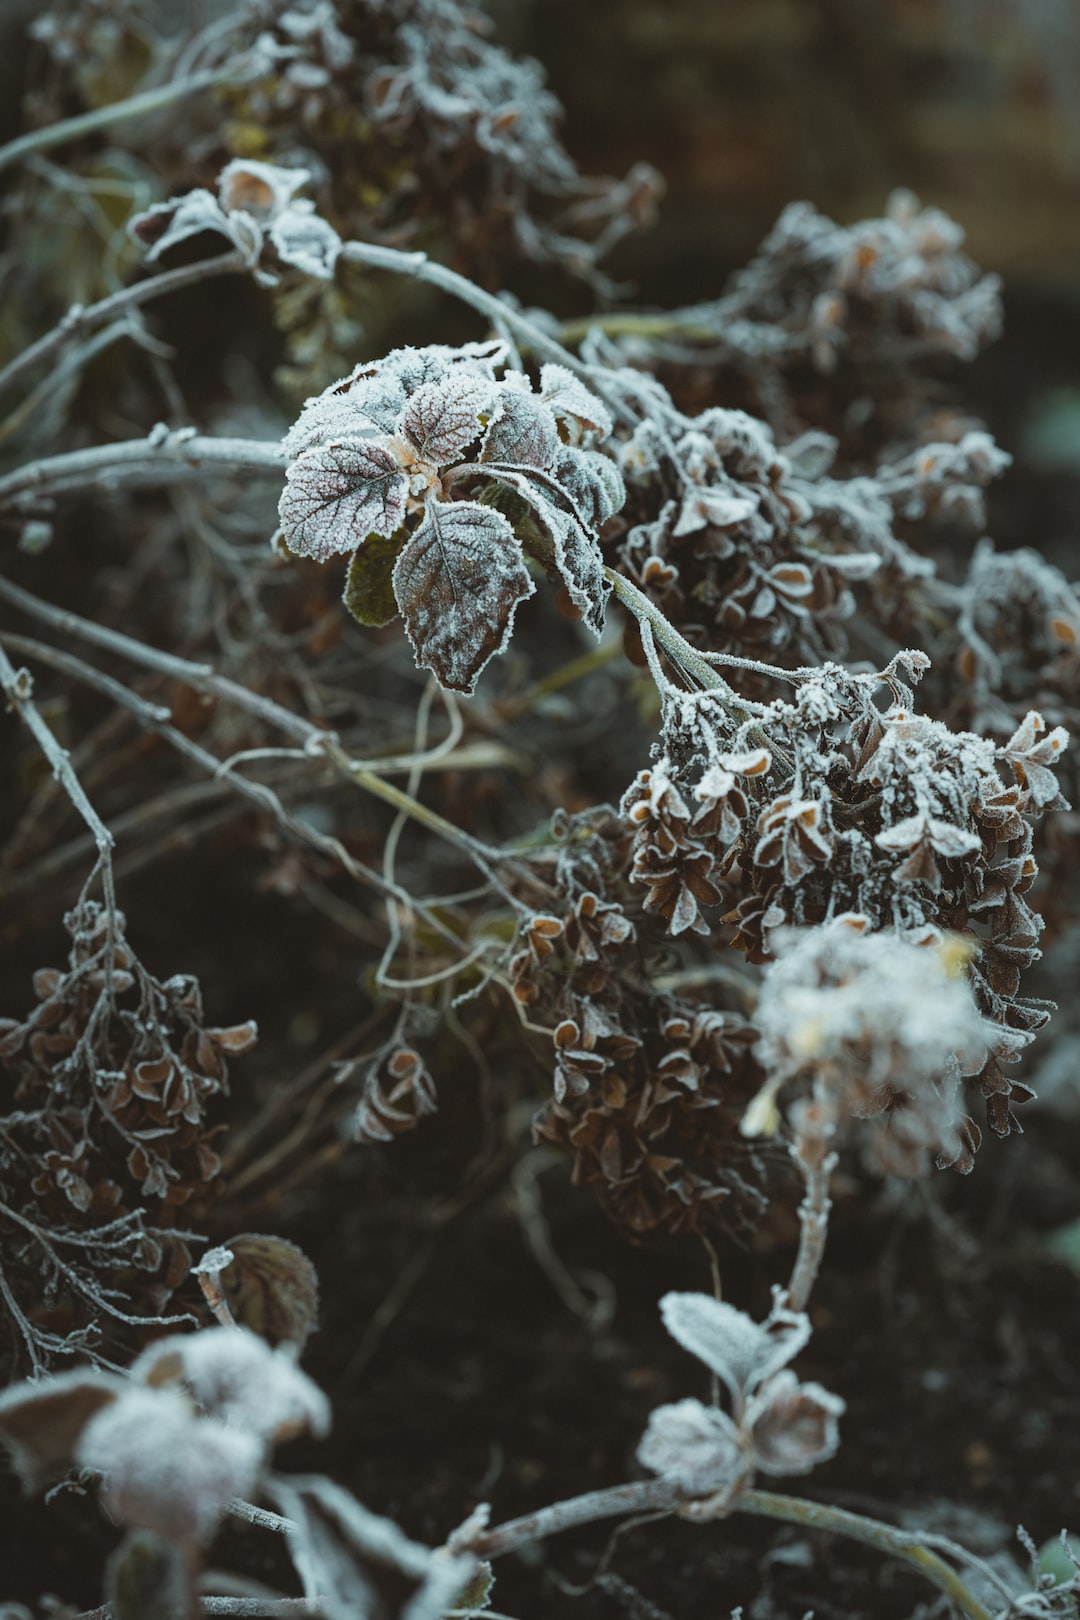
339,238 -> 630,418
0,62 -> 258,176
466,1481 -> 994,1620
0,432 -> 286,510
0,251 -> 247,398
0,638 -> 116,920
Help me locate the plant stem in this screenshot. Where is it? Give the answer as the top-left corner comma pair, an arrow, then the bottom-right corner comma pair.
559,311 -> 721,346
0,432 -> 286,510
470,1478 -> 685,1555
603,568 -> 742,701
0,639 -> 116,917
339,239 -> 630,418
468,1478 -> 996,1620
0,65 -> 254,176
737,1490 -> 995,1620
0,252 -> 247,398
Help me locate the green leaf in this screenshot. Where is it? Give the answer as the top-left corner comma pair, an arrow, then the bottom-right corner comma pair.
343,530 -> 407,628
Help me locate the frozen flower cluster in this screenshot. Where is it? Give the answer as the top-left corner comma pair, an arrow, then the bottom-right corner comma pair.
752,919 -> 1000,1173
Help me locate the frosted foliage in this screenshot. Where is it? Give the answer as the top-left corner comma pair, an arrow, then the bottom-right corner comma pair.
725,191 -> 1003,367
400,374 -> 492,465
480,389 -> 560,469
659,1292 -> 811,1408
132,1327 -> 330,1443
540,363 -> 614,438
279,342 -> 620,683
636,1399 -> 745,1495
270,209 -> 342,280
269,1474 -> 479,1620
392,500 -> 535,693
749,1371 -> 844,1476
75,1386 -> 261,1546
756,923 -> 996,1096
283,344 -> 508,459
129,161 -> 341,282
279,442 -> 408,562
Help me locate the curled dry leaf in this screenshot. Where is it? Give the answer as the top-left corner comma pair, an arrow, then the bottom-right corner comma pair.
212,1233 -> 321,1349
747,1369 -> 845,1476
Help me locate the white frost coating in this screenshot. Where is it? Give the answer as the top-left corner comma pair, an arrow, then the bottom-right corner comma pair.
636,1398 -> 746,1494
129,161 -> 342,283
132,1326 -> 331,1443
279,440 -> 409,561
399,372 -> 493,465
75,1385 -> 261,1545
392,499 -> 536,693
659,1292 -> 811,1411
754,922 -> 999,1090
747,1369 -> 845,1476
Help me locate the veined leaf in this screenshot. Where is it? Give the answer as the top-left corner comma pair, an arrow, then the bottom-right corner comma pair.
279,440 -> 408,562
392,499 -> 535,692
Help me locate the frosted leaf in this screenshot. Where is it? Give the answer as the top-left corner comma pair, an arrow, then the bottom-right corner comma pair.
747,1370 -> 844,1476
132,1326 -> 330,1443
673,484 -> 758,538
874,812 -> 980,861
392,500 -> 535,692
283,343 -> 508,460
480,389 -> 559,469
660,1293 -> 811,1410
539,363 -> 613,439
75,1386 -> 261,1546
481,464 -> 609,634
400,374 -> 492,466
279,441 -> 409,562
0,1369 -> 121,1488
269,1474 -> 479,1620
553,445 -> 625,528
218,159 -> 311,218
128,190 -> 256,266
284,368 -> 410,457
270,208 -> 342,280
636,1398 -> 746,1496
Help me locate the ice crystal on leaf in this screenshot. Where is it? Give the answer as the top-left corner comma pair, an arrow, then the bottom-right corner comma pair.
279,343 -> 622,690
